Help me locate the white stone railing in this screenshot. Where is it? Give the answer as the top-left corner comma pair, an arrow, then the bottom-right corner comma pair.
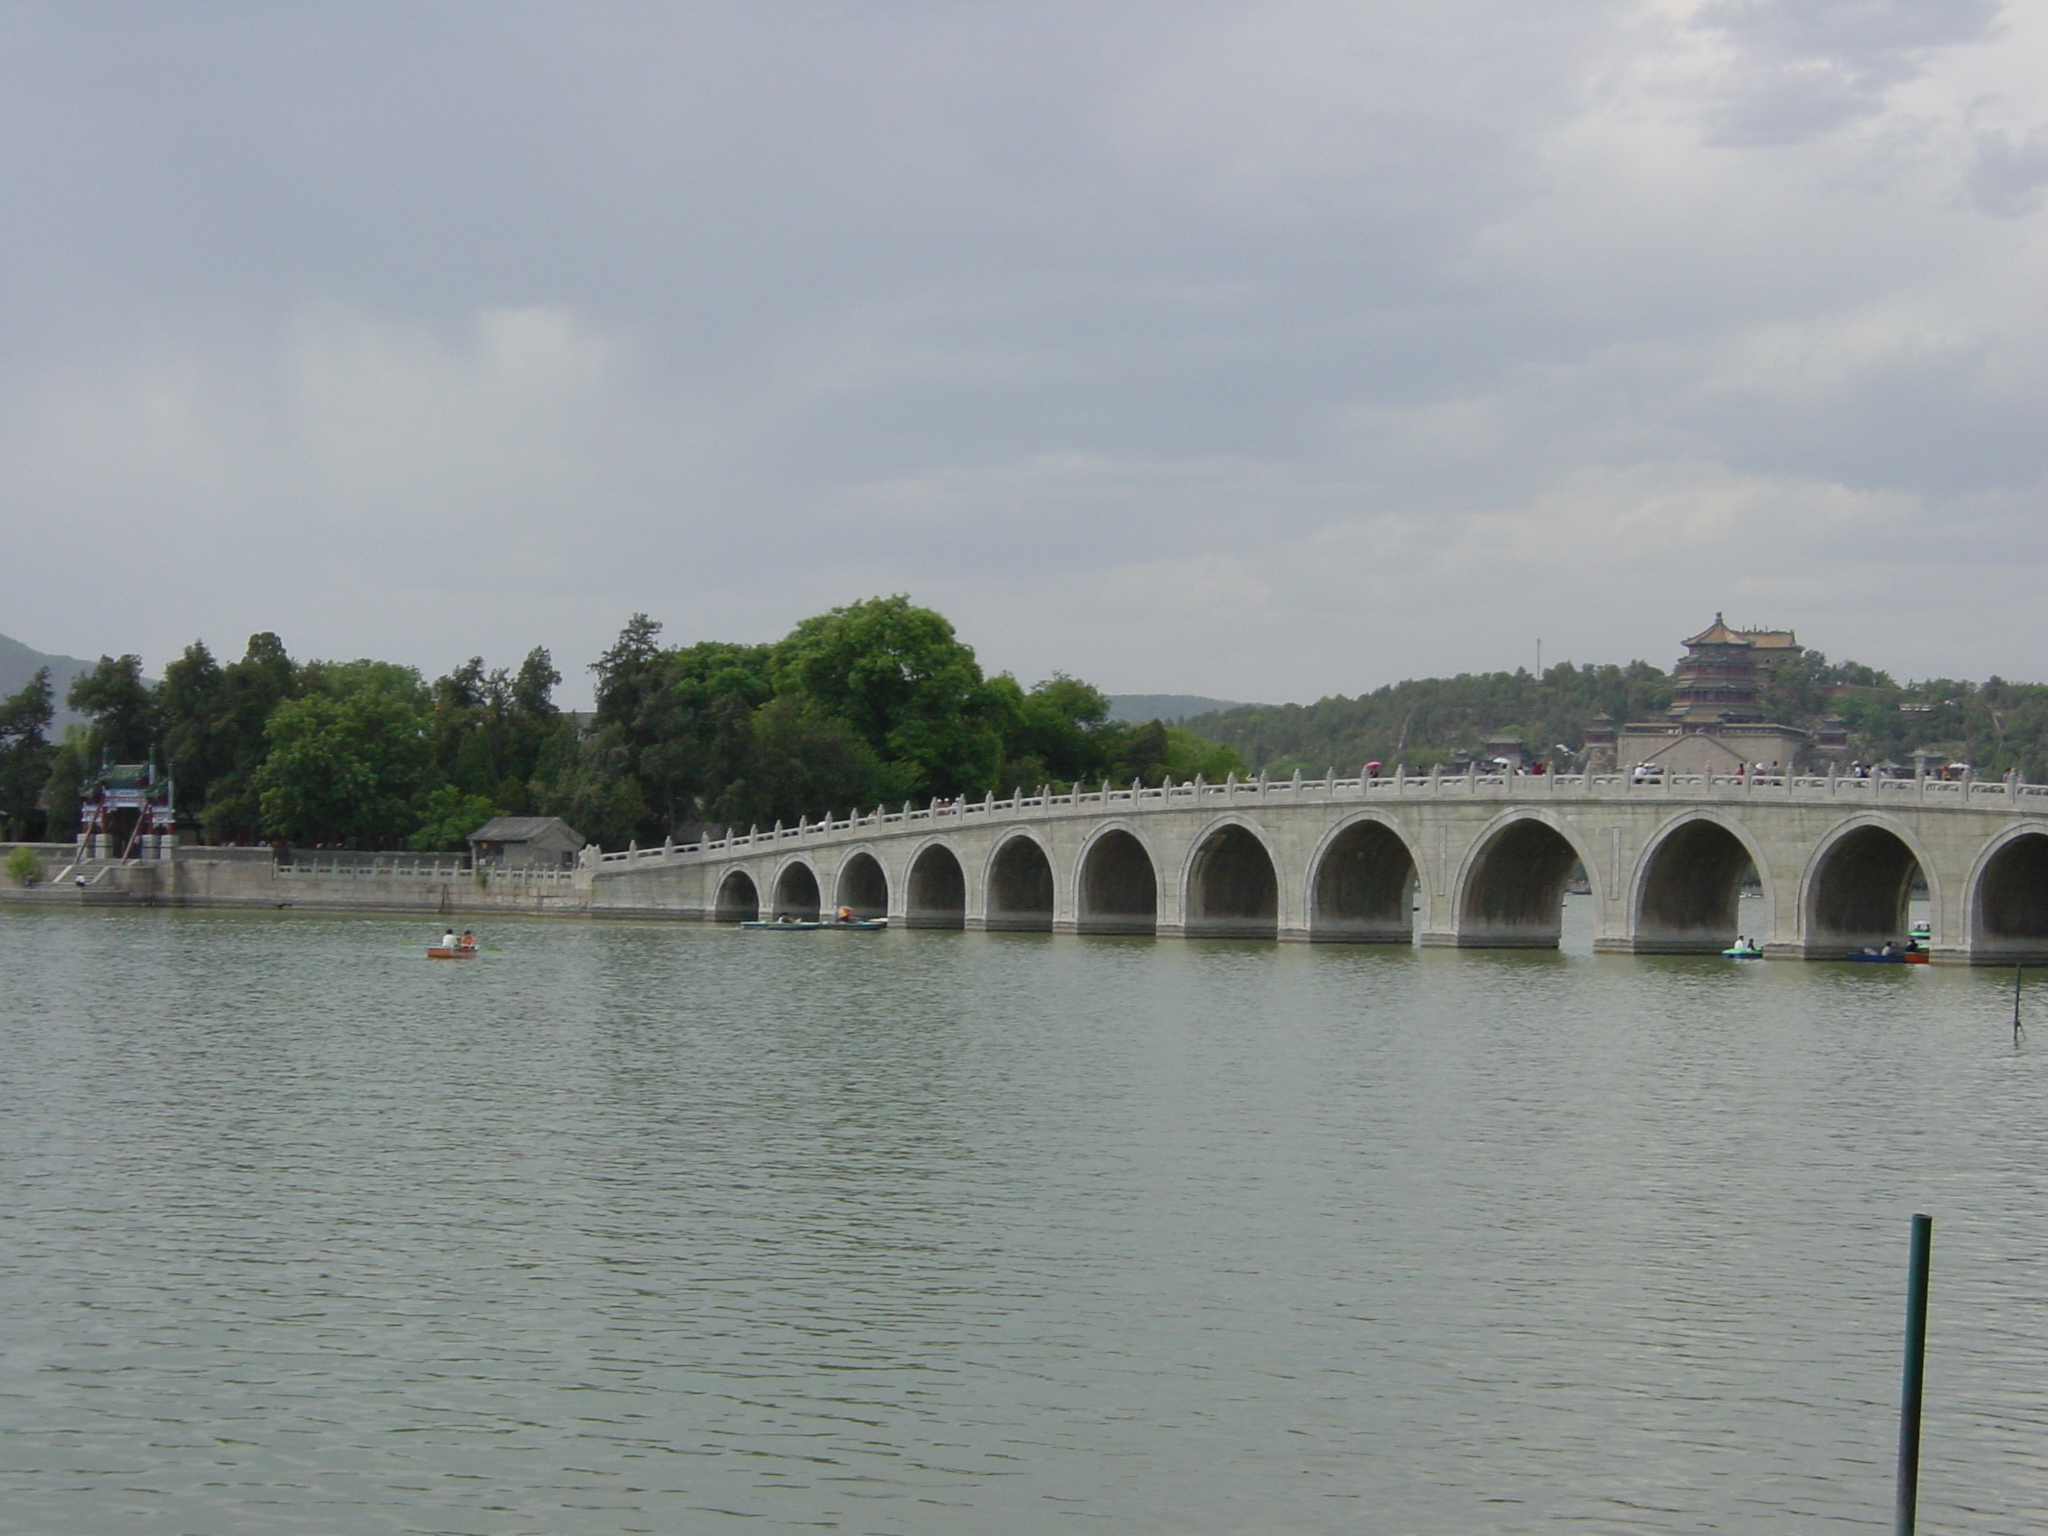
277,856 -> 580,887
280,854 -> 471,879
595,768 -> 2048,871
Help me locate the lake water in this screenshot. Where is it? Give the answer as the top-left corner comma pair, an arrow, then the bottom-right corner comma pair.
4,900 -> 2047,1535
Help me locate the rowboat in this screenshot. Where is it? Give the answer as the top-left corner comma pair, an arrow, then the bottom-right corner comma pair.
739,917 -> 889,932
427,945 -> 478,959
1846,950 -> 1929,964
1721,944 -> 1763,959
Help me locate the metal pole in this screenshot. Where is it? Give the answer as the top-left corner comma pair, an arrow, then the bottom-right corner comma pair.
1896,1213 -> 1933,1536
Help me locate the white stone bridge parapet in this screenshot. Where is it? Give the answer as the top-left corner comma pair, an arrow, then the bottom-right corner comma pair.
590,770 -> 2048,963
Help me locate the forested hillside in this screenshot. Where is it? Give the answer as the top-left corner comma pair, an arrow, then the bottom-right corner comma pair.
1185,661 -> 1674,773
1187,649 -> 2048,784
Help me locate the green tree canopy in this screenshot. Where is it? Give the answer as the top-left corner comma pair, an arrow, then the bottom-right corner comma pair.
202,633 -> 301,842
0,668 -> 55,837
710,696 -> 893,829
254,687 -> 432,844
68,654 -> 153,764
772,596 -> 1003,802
155,641 -> 228,815
428,647 -> 566,817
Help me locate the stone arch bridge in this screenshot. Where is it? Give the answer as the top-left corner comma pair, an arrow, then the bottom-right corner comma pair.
590,770 -> 2048,963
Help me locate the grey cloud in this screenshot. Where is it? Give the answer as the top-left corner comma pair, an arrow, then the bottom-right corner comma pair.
1692,0 -> 2003,145
1964,126 -> 2048,215
0,2 -> 2043,698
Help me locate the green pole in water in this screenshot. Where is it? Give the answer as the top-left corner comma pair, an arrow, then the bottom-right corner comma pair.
1895,1213 -> 1933,1536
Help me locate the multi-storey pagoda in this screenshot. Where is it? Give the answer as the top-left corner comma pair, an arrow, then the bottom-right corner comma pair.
1613,616 -> 1809,775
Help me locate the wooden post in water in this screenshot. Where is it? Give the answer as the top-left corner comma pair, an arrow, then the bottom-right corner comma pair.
1896,1213 -> 1933,1536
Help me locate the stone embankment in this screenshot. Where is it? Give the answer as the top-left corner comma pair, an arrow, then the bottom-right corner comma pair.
0,844 -> 590,918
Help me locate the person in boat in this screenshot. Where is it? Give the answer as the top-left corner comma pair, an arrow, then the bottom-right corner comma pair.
441,928 -> 458,950
459,929 -> 476,952
837,906 -> 854,924
1903,937 -> 1922,953
1880,941 -> 1897,956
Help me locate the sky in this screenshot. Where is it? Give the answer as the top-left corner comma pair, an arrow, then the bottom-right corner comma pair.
3,1 -> 2045,706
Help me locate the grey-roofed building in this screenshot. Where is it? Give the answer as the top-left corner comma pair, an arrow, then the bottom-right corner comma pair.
466,816 -> 587,869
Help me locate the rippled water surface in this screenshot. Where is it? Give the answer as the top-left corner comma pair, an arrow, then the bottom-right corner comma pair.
4,902 -> 2048,1534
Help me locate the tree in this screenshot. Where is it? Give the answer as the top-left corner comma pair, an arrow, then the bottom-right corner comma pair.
203,633 -> 300,842
425,647 -> 564,817
42,733 -> 87,841
68,654 -> 153,764
0,668 -> 55,838
530,727 -> 647,850
709,697 -> 892,829
508,646 -> 563,797
408,784 -> 500,852
1164,727 -> 1249,782
772,596 -> 1004,801
579,619 -> 778,841
1110,718 -> 1172,788
254,687 -> 432,845
155,641 -> 228,816
591,614 -> 665,733
993,672 -> 1119,789
639,641 -> 774,830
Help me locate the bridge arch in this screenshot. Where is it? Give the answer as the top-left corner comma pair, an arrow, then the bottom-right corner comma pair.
1306,811 -> 1422,943
1182,817 -> 1280,939
1076,821 -> 1159,936
833,850 -> 888,920
1630,811 -> 1771,953
905,839 -> 967,929
1966,824 -> 2048,962
984,832 -> 1056,932
1800,816 -> 1934,954
714,867 -> 759,923
1455,811 -> 1598,949
771,858 -> 822,921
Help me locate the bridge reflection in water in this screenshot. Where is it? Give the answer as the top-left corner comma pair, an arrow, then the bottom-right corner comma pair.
595,770 -> 2048,963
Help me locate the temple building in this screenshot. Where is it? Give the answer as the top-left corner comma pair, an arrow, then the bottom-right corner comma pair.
78,759 -> 176,859
1612,616 -> 1809,775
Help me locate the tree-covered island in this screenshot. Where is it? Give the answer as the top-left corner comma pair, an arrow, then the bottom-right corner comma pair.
0,597 -> 1244,850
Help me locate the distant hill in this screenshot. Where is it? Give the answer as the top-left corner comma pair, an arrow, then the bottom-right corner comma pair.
1107,693 -> 1249,723
1176,652 -> 2048,784
0,633 -> 98,729
1179,664 -> 1672,774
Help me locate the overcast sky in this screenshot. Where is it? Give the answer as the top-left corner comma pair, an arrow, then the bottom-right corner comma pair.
4,1 -> 2044,705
